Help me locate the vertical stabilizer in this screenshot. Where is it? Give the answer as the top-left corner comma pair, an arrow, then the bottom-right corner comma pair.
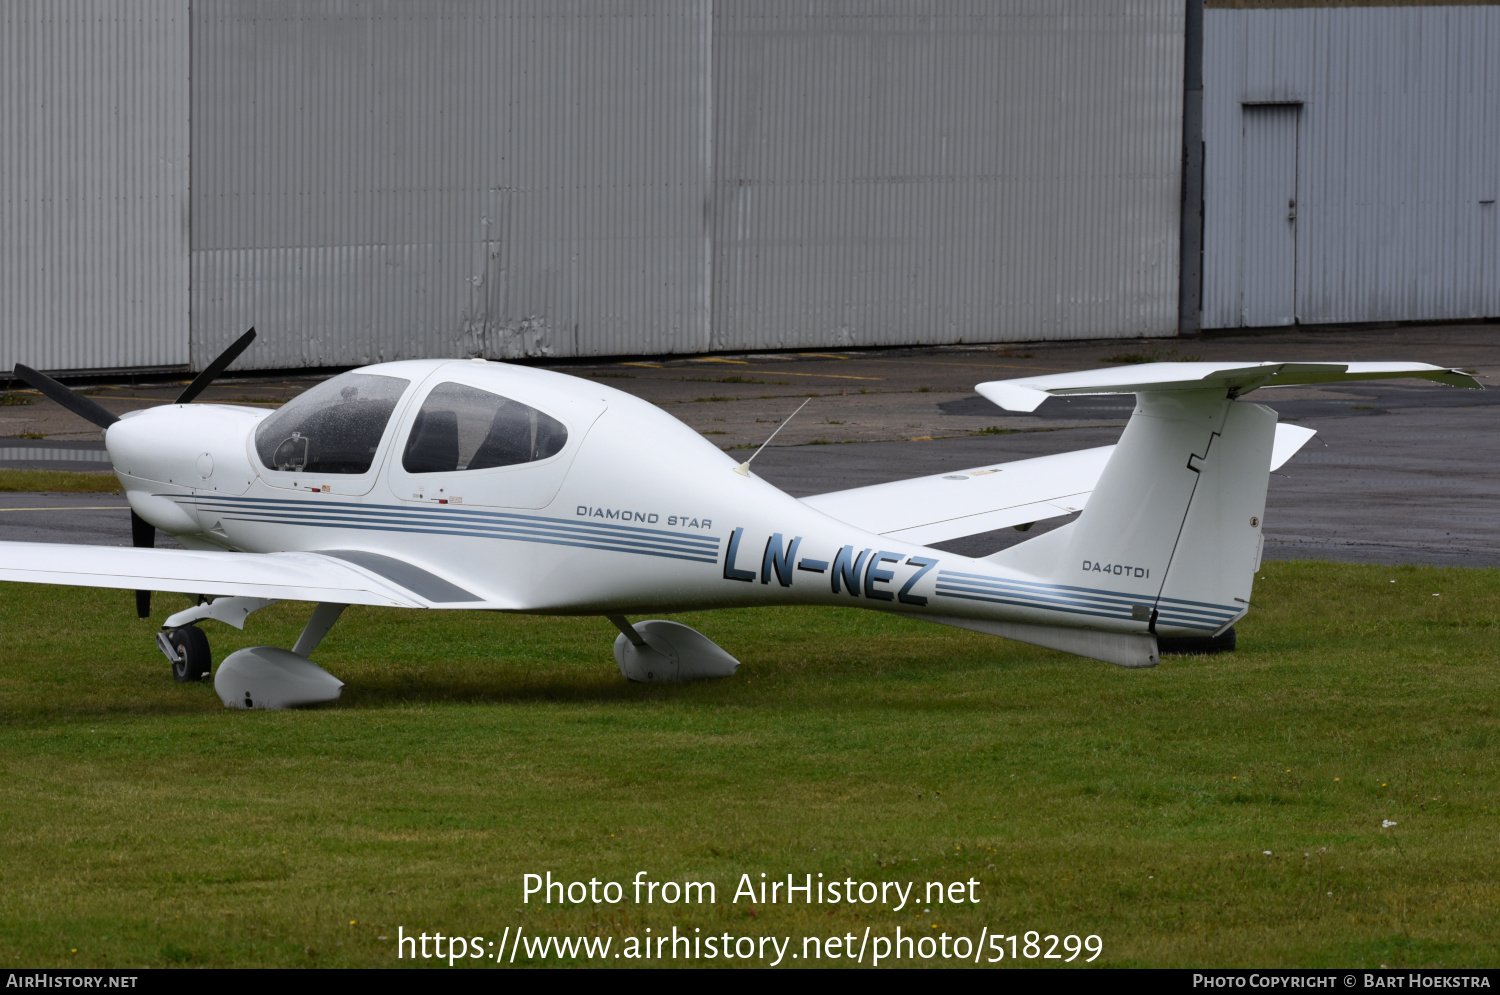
990,390 -> 1274,636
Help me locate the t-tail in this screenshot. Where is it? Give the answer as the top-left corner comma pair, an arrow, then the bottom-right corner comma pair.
978,361 -> 1480,649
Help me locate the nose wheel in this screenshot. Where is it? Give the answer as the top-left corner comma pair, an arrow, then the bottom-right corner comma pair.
157,625 -> 212,681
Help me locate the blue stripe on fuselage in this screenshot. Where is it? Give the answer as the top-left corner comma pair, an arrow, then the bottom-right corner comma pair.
185,494 -> 722,564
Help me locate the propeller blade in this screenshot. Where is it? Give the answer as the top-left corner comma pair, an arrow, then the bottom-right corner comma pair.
131,510 -> 155,619
11,364 -> 119,429
175,327 -> 256,405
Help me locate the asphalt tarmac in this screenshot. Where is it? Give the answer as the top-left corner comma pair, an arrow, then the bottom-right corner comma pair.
3,326 -> 1497,567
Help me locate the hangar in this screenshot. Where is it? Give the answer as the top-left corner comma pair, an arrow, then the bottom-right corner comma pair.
1,1 -> 1496,376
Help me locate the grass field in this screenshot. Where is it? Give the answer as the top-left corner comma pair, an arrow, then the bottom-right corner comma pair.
0,560 -> 1496,968
0,470 -> 119,493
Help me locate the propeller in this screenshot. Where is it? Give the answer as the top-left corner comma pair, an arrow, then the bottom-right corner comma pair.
9,327 -> 258,619
11,364 -> 119,429
130,510 -> 156,618
175,327 -> 256,404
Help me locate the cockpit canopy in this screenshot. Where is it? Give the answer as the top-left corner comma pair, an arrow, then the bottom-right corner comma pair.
402,382 -> 567,473
252,369 -> 571,478
254,372 -> 409,474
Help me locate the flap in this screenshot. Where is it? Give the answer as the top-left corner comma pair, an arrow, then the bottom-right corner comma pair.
0,542 -> 496,608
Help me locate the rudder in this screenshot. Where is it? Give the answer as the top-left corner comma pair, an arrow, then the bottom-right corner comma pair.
1152,397 -> 1275,635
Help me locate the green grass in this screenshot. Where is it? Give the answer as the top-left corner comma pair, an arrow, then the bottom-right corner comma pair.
0,469 -> 120,493
0,561 -> 1497,968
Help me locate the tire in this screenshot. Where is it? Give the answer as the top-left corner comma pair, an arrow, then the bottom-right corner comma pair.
167,625 -> 212,681
1157,626 -> 1236,656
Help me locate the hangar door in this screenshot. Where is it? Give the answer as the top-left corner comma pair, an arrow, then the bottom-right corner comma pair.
1205,6 -> 1500,329
1239,104 -> 1300,327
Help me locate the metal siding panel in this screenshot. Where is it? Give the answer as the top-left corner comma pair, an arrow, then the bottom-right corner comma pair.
1201,9 -> 1243,329
1204,5 -> 1500,329
1487,8 -> 1500,317
0,1 -> 189,374
192,1 -> 712,369
710,1 -> 1185,351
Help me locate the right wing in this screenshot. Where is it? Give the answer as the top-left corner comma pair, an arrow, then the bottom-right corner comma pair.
800,423 -> 1318,546
0,543 -> 497,608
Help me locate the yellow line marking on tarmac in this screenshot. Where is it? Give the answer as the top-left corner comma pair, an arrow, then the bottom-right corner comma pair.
0,506 -> 125,512
618,362 -> 663,368
797,353 -> 851,360
774,371 -> 881,380
682,367 -> 882,381
860,358 -> 1073,372
692,357 -> 750,364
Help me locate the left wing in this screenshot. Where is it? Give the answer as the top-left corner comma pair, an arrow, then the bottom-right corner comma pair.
800,446 -> 1111,545
800,423 -> 1319,545
0,543 -> 498,608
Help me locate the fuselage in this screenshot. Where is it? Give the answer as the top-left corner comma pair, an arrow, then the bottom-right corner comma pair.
104,359 -> 1236,637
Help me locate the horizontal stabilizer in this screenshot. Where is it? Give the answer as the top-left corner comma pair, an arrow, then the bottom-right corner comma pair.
0,542 -> 500,609
1270,422 -> 1317,470
977,361 -> 1481,413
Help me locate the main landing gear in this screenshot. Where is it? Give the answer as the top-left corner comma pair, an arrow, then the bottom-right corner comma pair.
607,616 -> 741,683
153,597 -> 349,708
157,625 -> 212,682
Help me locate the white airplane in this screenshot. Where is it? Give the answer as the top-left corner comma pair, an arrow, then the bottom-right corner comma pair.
3,330 -> 1480,708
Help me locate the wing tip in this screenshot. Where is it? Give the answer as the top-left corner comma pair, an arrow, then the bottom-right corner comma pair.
1437,369 -> 1485,391
975,381 -> 1048,412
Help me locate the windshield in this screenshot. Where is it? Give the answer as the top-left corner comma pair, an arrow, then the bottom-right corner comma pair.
403,382 -> 568,473
254,373 -> 410,474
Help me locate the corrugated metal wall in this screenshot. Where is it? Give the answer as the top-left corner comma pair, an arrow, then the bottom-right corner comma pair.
0,1 -> 190,374
711,1 -> 1186,350
193,0 -> 1184,367
191,1 -> 713,369
1203,6 -> 1500,328
2,2 -> 1187,374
